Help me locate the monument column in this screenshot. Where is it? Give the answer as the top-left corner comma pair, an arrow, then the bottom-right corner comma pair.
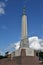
20,7 -> 29,48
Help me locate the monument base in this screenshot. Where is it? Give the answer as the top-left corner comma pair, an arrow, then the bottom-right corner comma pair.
20,49 -> 39,65
0,49 -> 40,65
15,48 -> 34,56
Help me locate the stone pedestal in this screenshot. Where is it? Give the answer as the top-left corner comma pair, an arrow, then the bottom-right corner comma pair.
20,49 -> 39,65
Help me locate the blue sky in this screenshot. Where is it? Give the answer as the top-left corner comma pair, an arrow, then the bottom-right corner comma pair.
0,0 -> 43,53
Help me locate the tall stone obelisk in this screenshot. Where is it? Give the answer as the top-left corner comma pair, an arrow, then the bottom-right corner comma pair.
21,7 -> 27,39
20,7 -> 29,48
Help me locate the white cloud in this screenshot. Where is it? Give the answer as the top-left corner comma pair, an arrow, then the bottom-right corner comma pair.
6,36 -> 43,55
29,36 -> 41,50
0,2 -> 6,15
10,36 -> 43,51
0,50 -> 5,56
39,39 -> 43,51
0,2 -> 6,8
0,7 -> 5,15
14,41 -> 20,50
5,0 -> 8,2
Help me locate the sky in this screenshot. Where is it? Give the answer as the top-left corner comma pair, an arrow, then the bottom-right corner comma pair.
0,0 -> 43,54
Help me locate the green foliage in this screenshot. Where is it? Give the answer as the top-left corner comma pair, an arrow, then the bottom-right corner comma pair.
0,51 -> 9,59
0,55 -> 4,59
39,52 -> 43,60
